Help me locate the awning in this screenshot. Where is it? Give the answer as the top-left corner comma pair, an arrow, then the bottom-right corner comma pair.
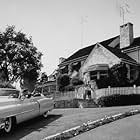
59,66 -> 66,69
72,62 -> 78,66
87,64 -> 109,72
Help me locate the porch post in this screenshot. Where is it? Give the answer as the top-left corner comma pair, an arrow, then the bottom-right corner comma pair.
97,71 -> 100,80
68,63 -> 73,75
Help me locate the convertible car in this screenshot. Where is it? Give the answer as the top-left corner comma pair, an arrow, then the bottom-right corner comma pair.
0,88 -> 54,133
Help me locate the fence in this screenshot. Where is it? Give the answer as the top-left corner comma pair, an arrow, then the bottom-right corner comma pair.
95,86 -> 140,99
53,85 -> 140,100
54,91 -> 77,101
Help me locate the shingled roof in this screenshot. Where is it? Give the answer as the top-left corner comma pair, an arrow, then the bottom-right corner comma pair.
61,36 -> 118,64
60,35 -> 140,66
104,45 -> 137,65
122,36 -> 140,50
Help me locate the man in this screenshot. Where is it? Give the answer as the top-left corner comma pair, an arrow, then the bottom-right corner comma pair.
21,89 -> 31,98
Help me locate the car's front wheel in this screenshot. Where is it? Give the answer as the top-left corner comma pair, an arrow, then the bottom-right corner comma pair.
4,117 -> 16,133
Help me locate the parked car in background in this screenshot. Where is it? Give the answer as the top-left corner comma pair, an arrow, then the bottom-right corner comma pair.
0,88 -> 54,133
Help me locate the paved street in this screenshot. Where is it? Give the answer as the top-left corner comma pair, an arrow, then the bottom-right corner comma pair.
0,106 -> 140,140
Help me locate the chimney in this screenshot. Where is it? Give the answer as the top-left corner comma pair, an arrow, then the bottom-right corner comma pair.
120,22 -> 134,49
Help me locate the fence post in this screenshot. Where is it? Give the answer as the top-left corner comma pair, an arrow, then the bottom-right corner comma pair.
108,86 -> 111,95
133,85 -> 136,94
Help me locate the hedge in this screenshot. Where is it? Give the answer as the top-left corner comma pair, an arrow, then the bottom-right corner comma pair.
97,94 -> 140,107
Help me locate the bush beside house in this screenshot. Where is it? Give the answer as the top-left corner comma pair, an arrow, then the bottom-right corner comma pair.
57,74 -> 70,92
97,94 -> 140,107
70,77 -> 84,86
57,74 -> 84,92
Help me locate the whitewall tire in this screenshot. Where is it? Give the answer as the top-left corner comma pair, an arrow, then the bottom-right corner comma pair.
4,117 -> 16,133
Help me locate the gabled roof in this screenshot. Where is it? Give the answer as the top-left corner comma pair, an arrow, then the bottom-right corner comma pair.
61,36 -> 118,65
60,35 -> 140,66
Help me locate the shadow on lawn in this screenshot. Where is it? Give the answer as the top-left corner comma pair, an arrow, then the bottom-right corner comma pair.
0,114 -> 62,140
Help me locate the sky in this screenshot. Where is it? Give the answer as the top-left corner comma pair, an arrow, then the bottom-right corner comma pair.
0,0 -> 140,75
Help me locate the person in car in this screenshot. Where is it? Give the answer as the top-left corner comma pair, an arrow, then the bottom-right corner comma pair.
21,89 -> 32,98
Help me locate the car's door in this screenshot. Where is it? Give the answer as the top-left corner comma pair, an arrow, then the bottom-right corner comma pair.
15,97 -> 40,124
32,94 -> 54,115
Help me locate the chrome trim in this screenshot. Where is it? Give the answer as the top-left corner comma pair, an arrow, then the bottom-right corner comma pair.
4,109 -> 37,118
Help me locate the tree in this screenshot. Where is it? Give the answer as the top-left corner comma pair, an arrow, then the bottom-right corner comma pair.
57,74 -> 70,91
109,63 -> 129,87
0,26 -> 43,84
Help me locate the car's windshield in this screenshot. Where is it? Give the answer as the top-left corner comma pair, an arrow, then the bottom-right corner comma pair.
0,89 -> 20,98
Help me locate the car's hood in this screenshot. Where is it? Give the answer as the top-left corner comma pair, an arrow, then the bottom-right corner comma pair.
0,96 -> 17,107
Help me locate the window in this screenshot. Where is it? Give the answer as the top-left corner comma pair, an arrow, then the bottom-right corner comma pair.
100,70 -> 108,78
61,65 -> 68,74
90,71 -> 97,80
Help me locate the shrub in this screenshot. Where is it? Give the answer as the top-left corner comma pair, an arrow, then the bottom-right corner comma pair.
109,63 -> 130,87
64,85 -> 75,91
57,74 -> 70,92
97,94 -> 140,107
71,77 -> 84,86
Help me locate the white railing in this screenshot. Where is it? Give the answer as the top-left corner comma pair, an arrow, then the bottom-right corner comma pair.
53,85 -> 140,100
95,86 -> 140,99
54,91 -> 76,101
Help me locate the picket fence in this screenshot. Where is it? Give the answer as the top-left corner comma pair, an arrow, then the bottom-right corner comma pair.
53,85 -> 140,100
95,86 -> 140,99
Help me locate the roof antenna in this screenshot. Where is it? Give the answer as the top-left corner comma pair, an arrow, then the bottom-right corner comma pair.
119,0 -> 130,25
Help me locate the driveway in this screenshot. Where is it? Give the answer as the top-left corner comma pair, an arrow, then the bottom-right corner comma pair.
0,105 -> 140,140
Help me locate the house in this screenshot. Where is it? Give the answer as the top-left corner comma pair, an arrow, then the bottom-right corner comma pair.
58,22 -> 140,85
48,69 -> 58,81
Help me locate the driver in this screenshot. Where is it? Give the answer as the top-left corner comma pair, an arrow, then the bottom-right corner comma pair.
21,89 -> 31,98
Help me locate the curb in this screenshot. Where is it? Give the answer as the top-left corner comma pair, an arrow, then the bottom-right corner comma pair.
43,109 -> 140,140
